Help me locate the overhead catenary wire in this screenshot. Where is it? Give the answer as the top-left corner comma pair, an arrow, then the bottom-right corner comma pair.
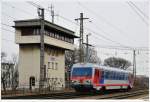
2,38 -> 15,42
2,1 -> 148,51
3,2 -> 37,17
27,1 -> 149,50
76,1 -> 139,44
1,27 -> 15,33
129,1 -> 149,19
126,1 -> 149,26
1,23 -> 14,28
2,12 -> 16,20
84,26 -> 132,49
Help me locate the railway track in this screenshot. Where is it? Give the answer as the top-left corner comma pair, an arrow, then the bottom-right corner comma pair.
2,88 -> 148,99
98,89 -> 148,99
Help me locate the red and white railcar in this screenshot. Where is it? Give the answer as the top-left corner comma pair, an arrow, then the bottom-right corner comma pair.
71,63 -> 134,92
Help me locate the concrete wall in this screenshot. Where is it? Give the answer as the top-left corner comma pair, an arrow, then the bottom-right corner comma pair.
44,48 -> 65,89
18,45 -> 40,88
16,29 -> 72,90
18,45 -> 65,90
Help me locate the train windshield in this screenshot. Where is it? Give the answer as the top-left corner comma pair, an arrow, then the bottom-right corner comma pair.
72,67 -> 92,77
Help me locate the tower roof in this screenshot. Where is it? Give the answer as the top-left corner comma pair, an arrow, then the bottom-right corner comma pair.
13,19 -> 79,38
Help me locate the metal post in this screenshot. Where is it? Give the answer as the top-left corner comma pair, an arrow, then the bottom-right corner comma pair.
38,8 -> 45,92
75,13 -> 89,63
133,49 -> 136,83
80,13 -> 83,63
50,4 -> 54,23
86,34 -> 88,62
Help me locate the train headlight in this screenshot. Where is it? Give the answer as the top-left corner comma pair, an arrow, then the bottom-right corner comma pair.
71,80 -> 78,84
84,80 -> 91,84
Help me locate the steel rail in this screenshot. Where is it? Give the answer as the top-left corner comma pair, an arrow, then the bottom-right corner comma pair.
98,89 -> 148,99
2,88 -> 147,99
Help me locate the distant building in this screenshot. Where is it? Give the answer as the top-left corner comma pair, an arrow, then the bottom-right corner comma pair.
13,19 -> 78,90
1,63 -> 14,90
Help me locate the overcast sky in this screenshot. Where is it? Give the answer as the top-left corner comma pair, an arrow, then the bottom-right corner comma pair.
1,0 -> 149,76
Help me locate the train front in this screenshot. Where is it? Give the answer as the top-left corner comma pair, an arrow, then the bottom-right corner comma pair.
70,66 -> 93,91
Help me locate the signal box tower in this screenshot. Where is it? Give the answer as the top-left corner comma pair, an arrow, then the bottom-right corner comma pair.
14,19 -> 78,90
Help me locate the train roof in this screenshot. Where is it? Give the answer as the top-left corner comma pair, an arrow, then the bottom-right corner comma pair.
72,63 -> 131,73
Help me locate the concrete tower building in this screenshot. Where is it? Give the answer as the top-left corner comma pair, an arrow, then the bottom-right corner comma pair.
13,19 -> 78,90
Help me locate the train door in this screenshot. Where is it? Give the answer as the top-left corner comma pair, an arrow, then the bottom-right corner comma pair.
100,70 -> 104,84
93,69 -> 100,84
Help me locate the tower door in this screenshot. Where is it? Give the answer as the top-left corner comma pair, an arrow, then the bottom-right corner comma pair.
29,76 -> 35,90
93,69 -> 100,84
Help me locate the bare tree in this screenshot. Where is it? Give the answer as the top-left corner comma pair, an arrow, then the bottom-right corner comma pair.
1,52 -> 8,92
10,54 -> 19,90
1,52 -> 19,92
104,57 -> 131,70
65,47 -> 101,71
1,52 -> 7,62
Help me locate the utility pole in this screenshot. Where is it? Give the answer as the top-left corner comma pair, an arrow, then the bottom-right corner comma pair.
133,49 -> 136,83
85,33 -> 91,62
38,7 -> 45,92
50,4 -> 54,23
75,13 -> 89,63
48,4 -> 58,23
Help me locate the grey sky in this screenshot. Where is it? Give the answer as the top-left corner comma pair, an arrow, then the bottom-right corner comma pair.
1,0 -> 149,76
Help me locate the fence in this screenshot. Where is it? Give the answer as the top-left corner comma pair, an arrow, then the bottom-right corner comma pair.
1,84 -> 73,96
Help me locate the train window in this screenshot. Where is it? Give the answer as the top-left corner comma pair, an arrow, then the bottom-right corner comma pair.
123,73 -> 125,80
72,67 -> 92,77
116,72 -> 118,80
105,71 -> 109,79
120,73 -> 122,80
121,73 -> 123,80
113,72 -> 115,79
126,74 -> 128,80
101,70 -> 104,78
118,73 -> 120,80
109,71 -> 112,79
114,72 -> 116,80
107,71 -> 110,79
124,74 -> 127,80
111,71 -> 113,79
122,73 -> 124,80
115,72 -> 118,80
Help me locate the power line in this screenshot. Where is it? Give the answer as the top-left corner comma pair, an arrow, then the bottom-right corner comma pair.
94,44 -> 149,51
3,2 -> 37,17
26,1 -> 147,50
2,38 -> 15,42
1,27 -> 15,33
84,26 -> 132,49
127,1 -> 149,26
57,15 -> 132,48
2,12 -> 16,20
129,1 -> 149,19
1,23 -> 14,28
58,15 -> 132,48
76,1 -> 139,45
94,45 -> 133,51
76,1 -> 131,37
52,12 -> 131,48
